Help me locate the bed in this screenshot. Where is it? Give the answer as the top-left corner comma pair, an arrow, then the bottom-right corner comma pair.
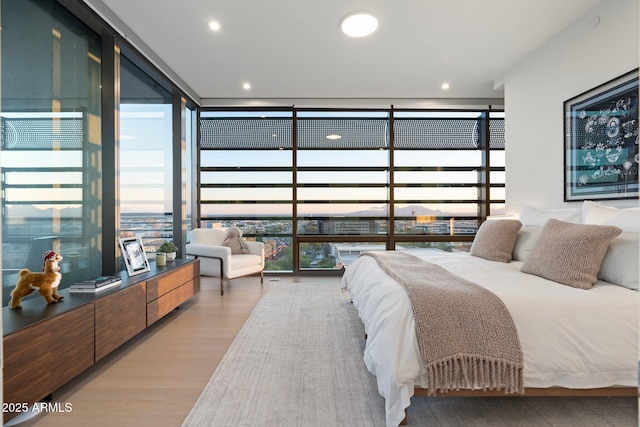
341,203 -> 639,427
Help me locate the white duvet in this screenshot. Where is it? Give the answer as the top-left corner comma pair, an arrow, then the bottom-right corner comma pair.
341,250 -> 639,427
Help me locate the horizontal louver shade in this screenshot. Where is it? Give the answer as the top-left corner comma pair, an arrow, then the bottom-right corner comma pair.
297,119 -> 388,149
201,118 -> 292,149
489,120 -> 505,149
200,116 -> 504,150
393,118 -> 505,150
394,118 -> 478,149
1,116 -> 83,150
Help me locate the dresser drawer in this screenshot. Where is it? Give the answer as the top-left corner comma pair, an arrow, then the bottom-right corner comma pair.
146,262 -> 198,302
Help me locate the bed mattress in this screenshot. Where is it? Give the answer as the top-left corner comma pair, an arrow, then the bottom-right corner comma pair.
341,250 -> 638,427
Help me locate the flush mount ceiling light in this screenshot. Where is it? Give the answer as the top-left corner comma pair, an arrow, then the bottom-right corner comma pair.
340,12 -> 378,37
441,82 -> 451,90
326,134 -> 342,140
208,21 -> 221,31
242,82 -> 251,90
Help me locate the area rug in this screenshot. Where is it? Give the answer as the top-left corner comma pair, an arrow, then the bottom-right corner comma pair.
182,282 -> 637,427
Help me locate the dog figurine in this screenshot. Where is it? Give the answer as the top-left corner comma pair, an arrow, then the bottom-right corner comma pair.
9,250 -> 64,309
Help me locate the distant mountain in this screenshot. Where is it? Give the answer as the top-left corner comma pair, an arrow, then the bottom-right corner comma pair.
393,205 -> 450,217
348,205 -> 475,217
5,203 -> 505,219
6,205 -> 163,217
5,205 -> 82,218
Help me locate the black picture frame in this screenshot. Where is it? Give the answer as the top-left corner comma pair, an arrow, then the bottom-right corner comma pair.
564,69 -> 639,201
118,237 -> 150,276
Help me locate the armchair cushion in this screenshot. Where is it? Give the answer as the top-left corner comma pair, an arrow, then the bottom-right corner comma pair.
188,228 -> 225,246
229,254 -> 263,272
184,243 -> 231,259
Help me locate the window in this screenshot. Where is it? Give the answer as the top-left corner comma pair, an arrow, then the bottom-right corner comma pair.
297,111 -> 389,235
392,110 -> 504,252
489,111 -> 506,215
200,110 -> 294,271
185,105 -> 197,237
2,0 -> 202,305
1,0 -> 102,304
296,110 -> 390,269
392,111 -> 485,253
119,55 -> 173,253
199,107 -> 504,272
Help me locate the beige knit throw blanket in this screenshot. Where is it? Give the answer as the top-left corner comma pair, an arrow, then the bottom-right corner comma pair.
360,251 -> 524,395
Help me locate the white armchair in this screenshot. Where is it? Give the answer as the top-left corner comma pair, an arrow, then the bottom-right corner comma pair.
186,228 -> 265,295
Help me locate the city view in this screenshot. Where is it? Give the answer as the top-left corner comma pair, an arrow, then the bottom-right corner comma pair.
0,202 -> 481,307
1,203 -> 482,274
199,210 -> 480,271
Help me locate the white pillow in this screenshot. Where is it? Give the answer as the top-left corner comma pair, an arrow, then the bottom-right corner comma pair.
598,232 -> 639,290
518,205 -> 581,227
581,200 -> 640,232
512,226 -> 542,262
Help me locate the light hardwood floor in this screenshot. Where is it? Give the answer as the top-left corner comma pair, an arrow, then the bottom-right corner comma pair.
16,274 -> 336,427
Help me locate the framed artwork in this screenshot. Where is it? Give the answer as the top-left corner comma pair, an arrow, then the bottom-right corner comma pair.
119,237 -> 150,276
564,69 -> 639,201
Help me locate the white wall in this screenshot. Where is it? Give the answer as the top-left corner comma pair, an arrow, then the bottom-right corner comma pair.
499,0 -> 639,214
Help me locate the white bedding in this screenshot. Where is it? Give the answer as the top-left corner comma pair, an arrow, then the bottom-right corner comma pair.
341,250 -> 639,427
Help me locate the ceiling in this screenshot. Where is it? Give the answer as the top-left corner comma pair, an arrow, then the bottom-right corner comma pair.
85,0 -> 604,106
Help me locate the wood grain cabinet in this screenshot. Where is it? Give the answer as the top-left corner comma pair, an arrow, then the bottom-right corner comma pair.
2,259 -> 200,423
146,261 -> 200,326
3,305 -> 95,421
94,282 -> 147,361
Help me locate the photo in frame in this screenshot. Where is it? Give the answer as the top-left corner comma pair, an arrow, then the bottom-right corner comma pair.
119,237 -> 150,276
564,69 -> 639,201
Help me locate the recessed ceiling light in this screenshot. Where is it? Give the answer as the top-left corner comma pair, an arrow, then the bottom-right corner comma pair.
326,134 -> 342,140
441,83 -> 451,90
340,12 -> 378,37
242,82 -> 251,90
208,21 -> 221,31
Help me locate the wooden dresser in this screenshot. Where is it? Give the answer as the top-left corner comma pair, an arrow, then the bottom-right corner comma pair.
2,259 -> 200,423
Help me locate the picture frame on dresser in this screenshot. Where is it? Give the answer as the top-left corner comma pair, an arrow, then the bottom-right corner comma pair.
119,236 -> 150,276
564,68 -> 639,201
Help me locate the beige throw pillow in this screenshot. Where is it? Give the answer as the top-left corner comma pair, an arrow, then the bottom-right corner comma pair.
521,218 -> 622,289
470,219 -> 523,263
